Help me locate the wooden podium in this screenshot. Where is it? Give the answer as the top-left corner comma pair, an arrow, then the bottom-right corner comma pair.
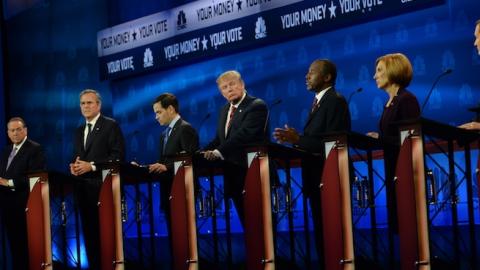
243,147 -> 275,270
26,172 -> 53,270
169,157 -> 199,270
98,166 -> 125,270
318,132 -> 381,270
394,118 -> 479,270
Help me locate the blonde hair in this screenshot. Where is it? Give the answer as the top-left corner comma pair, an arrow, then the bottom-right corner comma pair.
216,70 -> 244,85
376,53 -> 413,88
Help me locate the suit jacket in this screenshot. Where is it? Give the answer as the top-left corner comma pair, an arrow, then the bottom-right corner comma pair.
205,94 -> 268,167
0,138 -> 46,193
158,117 -> 199,211
298,88 -> 351,197
72,114 -> 125,179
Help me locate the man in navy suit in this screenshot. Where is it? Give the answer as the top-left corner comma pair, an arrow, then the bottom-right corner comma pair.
146,93 -> 199,246
203,70 -> 268,224
274,59 -> 351,265
70,89 -> 125,269
0,117 -> 46,270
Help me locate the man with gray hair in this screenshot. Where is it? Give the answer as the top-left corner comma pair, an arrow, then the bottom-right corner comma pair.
0,117 -> 45,270
70,89 -> 125,269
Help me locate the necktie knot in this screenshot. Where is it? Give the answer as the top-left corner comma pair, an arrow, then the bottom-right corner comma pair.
227,106 -> 237,133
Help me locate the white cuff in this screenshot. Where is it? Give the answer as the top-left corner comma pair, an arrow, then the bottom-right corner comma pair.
213,149 -> 224,160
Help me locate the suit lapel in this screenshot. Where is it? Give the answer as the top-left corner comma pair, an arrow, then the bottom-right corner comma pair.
219,105 -> 229,139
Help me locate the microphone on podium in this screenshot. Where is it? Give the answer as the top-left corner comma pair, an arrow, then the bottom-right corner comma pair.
264,98 -> 283,135
421,69 -> 453,112
347,87 -> 363,105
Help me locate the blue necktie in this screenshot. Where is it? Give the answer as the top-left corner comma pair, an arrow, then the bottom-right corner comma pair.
162,127 -> 171,154
6,146 -> 17,170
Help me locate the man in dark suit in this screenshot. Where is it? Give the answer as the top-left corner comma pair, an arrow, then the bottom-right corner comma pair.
273,59 -> 351,265
0,117 -> 46,270
203,70 -> 268,224
145,93 -> 199,244
70,89 -> 125,270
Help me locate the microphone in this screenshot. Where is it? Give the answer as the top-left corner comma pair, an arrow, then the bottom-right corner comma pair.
347,87 -> 363,105
421,69 -> 453,112
263,98 -> 283,135
198,112 -> 211,130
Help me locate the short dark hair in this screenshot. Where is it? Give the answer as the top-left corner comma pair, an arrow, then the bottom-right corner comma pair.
313,59 -> 337,85
476,19 -> 480,26
153,93 -> 179,112
7,117 -> 27,128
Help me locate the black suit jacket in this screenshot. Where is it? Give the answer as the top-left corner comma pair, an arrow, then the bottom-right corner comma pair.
205,94 -> 268,168
0,138 -> 46,192
158,117 -> 199,211
72,114 -> 125,179
298,88 -> 351,197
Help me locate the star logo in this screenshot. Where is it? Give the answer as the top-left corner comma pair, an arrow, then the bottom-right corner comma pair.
328,1 -> 337,18
236,0 -> 243,11
132,31 -> 138,41
201,36 -> 208,50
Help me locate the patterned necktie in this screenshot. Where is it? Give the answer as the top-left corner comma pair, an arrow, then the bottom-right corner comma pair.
311,98 -> 319,113
6,146 -> 17,170
227,106 -> 237,131
162,127 -> 172,154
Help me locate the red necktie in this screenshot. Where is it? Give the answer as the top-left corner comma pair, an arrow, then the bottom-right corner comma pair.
227,106 -> 237,131
311,98 -> 319,112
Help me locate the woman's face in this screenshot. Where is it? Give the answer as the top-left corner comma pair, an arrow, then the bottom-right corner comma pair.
374,60 -> 390,90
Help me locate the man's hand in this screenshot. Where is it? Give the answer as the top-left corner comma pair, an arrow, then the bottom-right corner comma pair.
203,150 -> 221,161
70,156 -> 93,176
366,132 -> 379,139
459,121 -> 480,131
148,163 -> 167,174
0,177 -> 9,187
273,124 -> 300,144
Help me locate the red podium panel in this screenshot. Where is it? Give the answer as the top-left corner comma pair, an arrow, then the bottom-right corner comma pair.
320,139 -> 354,270
243,149 -> 275,270
395,130 -> 430,270
26,172 -> 52,270
170,158 -> 198,270
98,170 -> 124,270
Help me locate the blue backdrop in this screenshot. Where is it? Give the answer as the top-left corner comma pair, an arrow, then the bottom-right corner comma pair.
2,0 -> 480,268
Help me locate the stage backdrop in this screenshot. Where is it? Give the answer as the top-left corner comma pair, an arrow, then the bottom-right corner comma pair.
2,0 -> 480,268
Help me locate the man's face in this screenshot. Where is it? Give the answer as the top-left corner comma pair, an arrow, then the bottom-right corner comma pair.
474,24 -> 480,55
305,62 -> 328,92
374,60 -> 390,90
153,102 -> 174,126
80,93 -> 101,121
217,75 -> 245,104
7,121 -> 27,145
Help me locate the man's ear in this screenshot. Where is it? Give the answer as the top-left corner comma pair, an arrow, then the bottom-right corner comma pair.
324,73 -> 332,83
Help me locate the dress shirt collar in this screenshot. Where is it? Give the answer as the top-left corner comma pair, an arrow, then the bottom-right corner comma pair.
168,114 -> 181,129
13,136 -> 27,150
86,113 -> 101,128
315,86 -> 332,103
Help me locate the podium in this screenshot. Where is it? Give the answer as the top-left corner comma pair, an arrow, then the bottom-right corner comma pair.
25,171 -> 82,270
243,147 -> 275,270
320,132 -> 381,270
26,172 -> 53,270
98,164 -> 125,270
169,156 -> 199,270
394,118 -> 479,270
